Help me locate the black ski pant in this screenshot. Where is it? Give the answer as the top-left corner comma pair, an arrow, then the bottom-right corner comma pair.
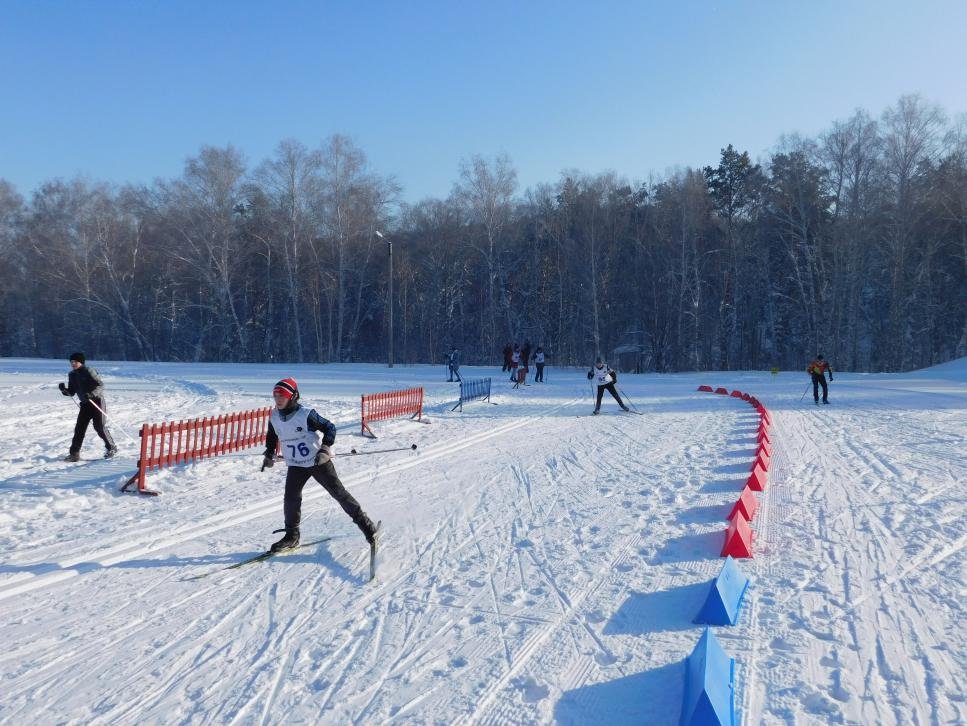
70,397 -> 116,454
811,374 -> 828,403
595,383 -> 625,410
448,365 -> 462,382
283,462 -> 376,538
535,363 -> 545,382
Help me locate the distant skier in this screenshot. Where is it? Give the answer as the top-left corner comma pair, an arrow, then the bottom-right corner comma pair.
517,341 -> 530,383
447,347 -> 462,382
534,346 -> 546,382
502,344 -> 513,373
58,352 -> 117,461
587,357 -> 629,414
807,354 -> 833,405
510,344 -> 521,381
262,378 -> 379,552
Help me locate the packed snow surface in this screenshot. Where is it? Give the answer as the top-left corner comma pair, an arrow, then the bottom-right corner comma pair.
0,358 -> 964,724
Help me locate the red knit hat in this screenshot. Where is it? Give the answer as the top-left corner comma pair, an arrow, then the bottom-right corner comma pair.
273,377 -> 299,401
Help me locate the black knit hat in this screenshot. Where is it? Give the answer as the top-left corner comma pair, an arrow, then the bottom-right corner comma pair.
69,352 -> 85,364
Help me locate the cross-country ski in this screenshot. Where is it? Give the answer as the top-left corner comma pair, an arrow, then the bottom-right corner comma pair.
185,536 -> 337,581
369,520 -> 382,582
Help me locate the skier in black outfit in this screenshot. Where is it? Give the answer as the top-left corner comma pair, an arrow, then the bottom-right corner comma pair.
587,357 -> 629,414
58,352 -> 117,461
263,378 -> 378,552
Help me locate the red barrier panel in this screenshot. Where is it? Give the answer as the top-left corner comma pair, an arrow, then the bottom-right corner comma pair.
728,486 -> 759,522
753,449 -> 771,472
747,463 -> 768,492
361,386 -> 424,438
730,390 -> 743,398
698,385 -> 714,392
758,437 -> 773,458
741,392 -> 751,402
748,396 -> 760,408
721,511 -> 753,558
760,408 -> 772,425
121,406 -> 274,496
715,387 -> 729,395
757,430 -> 771,447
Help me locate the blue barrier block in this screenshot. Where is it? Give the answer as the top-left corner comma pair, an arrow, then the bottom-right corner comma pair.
681,627 -> 736,726
694,556 -> 750,626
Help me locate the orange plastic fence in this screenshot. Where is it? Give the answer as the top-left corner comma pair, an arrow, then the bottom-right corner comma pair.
361,387 -> 424,437
122,406 -> 274,495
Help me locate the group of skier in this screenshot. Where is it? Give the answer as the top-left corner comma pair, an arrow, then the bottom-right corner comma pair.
53,348 -> 834,564
501,342 -> 546,383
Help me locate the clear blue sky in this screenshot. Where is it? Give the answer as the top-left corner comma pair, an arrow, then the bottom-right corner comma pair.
2,1 -> 965,202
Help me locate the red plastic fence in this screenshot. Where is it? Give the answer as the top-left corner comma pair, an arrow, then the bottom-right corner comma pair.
122,406 -> 274,496
361,387 -> 424,437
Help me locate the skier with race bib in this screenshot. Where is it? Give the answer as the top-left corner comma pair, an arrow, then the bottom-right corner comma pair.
262,378 -> 379,553
587,357 -> 629,414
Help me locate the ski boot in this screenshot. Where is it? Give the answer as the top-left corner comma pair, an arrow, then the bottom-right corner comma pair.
64,452 -> 80,462
270,527 -> 300,552
104,447 -> 118,459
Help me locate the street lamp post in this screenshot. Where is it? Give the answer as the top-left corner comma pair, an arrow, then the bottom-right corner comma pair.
376,231 -> 393,368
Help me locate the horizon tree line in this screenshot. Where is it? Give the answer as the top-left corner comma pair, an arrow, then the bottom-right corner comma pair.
0,94 -> 964,373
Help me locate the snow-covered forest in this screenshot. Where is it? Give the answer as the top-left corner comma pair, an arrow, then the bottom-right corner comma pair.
1,94 -> 964,372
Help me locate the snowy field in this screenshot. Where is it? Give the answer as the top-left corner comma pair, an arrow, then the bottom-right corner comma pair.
0,357 -> 964,725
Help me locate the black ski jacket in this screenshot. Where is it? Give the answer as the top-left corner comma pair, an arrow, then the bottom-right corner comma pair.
61,366 -> 105,402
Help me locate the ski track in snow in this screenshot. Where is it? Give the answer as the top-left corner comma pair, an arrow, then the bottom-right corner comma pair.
0,360 -> 964,724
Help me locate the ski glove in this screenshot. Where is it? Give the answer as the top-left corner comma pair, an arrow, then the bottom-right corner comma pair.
58,382 -> 67,394
315,445 -> 333,466
262,455 -> 274,469
587,371 -> 593,380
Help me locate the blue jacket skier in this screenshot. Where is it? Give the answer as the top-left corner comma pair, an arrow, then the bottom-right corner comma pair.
447,348 -> 462,382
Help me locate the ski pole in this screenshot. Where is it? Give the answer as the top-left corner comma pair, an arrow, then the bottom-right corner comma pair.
799,381 -> 811,402
80,395 -> 139,445
348,443 -> 418,457
615,384 -> 640,413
